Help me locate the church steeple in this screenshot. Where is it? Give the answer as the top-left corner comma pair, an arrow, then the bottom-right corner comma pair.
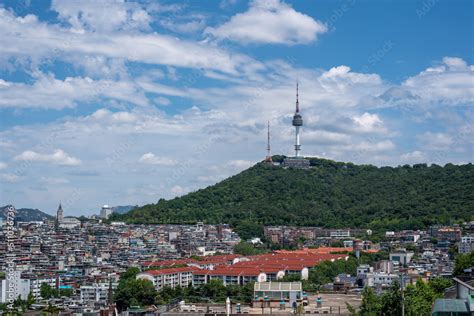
56,203 -> 64,229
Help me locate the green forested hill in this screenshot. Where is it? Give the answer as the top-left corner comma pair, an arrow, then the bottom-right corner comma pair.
114,157 -> 474,233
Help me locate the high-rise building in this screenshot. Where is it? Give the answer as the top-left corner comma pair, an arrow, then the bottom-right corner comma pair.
100,205 -> 113,219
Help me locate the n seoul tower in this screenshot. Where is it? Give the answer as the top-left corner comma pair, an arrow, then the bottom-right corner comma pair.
292,81 -> 303,157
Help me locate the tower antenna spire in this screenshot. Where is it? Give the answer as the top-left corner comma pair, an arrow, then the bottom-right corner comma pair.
296,79 -> 299,113
265,120 -> 273,163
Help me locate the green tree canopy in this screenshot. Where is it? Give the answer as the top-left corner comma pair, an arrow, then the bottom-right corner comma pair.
113,159 -> 474,234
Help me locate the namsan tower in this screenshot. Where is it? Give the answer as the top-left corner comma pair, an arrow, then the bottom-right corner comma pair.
283,81 -> 310,169
292,81 -> 303,157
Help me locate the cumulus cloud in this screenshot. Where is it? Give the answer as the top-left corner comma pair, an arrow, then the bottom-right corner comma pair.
0,8 -> 261,75
138,153 -> 177,166
352,113 -> 385,133
400,151 -> 426,163
401,57 -> 474,106
0,73 -> 148,109
52,0 -> 152,32
14,149 -> 81,166
417,132 -> 454,151
205,0 -> 327,45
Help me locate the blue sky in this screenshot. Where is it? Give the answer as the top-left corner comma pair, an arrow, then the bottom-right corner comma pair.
0,0 -> 472,215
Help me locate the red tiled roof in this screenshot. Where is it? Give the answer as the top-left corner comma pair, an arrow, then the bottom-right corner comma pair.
142,250 -> 349,278
275,247 -> 352,254
141,266 -> 202,276
142,258 -> 196,268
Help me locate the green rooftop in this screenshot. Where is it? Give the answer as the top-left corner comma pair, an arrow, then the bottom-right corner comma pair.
432,299 -> 470,316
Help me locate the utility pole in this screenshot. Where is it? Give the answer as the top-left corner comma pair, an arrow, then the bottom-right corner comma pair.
400,271 -> 405,316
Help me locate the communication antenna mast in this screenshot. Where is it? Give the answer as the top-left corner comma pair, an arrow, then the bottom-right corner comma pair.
265,121 -> 273,163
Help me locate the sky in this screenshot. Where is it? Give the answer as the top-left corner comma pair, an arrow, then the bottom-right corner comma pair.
0,0 -> 472,216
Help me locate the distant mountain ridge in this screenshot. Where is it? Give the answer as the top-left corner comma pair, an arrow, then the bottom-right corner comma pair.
0,205 -> 54,222
112,205 -> 137,214
113,156 -> 474,234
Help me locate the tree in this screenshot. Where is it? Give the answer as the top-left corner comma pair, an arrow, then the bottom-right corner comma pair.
235,220 -> 264,240
114,278 -> 157,311
201,279 -> 227,301
404,280 -> 431,316
234,242 -> 266,256
26,292 -> 35,310
42,303 -> 60,315
114,267 -> 159,311
115,160 -> 474,236
358,286 -> 381,316
307,257 -> 358,287
40,283 -> 56,299
58,288 -> 73,297
428,278 -> 453,295
119,267 -> 140,282
357,278 -> 452,316
453,251 -> 474,276
379,281 -> 402,316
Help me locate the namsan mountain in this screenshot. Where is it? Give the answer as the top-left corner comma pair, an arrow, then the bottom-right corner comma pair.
112,157 -> 474,236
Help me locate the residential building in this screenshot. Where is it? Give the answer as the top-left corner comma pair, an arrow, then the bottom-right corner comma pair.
459,236 -> 474,254
136,267 -> 198,291
390,250 -> 414,265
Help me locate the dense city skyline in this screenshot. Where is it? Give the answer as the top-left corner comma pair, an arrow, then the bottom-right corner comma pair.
0,0 -> 472,214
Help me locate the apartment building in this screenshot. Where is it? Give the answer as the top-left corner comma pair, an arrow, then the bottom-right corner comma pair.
136,267 -> 199,290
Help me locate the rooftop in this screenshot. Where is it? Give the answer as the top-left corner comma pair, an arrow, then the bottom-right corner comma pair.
254,282 -> 302,292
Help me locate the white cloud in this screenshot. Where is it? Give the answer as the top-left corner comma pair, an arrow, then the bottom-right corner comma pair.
170,185 -> 186,195
417,132 -> 453,150
0,162 -> 7,170
442,57 -> 468,69
400,151 -> 426,163
51,0 -> 152,32
111,112 -> 138,123
352,113 -> 385,133
205,0 -> 327,45
155,96 -> 171,106
0,73 -> 148,109
0,8 -> 261,75
14,149 -> 81,166
351,140 -> 395,152
161,19 -> 206,34
0,173 -> 22,183
401,57 -> 474,106
138,153 -> 177,166
40,176 -> 70,185
226,159 -> 254,169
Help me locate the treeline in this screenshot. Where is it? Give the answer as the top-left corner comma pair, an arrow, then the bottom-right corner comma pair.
356,278 -> 453,316
112,158 -> 474,235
